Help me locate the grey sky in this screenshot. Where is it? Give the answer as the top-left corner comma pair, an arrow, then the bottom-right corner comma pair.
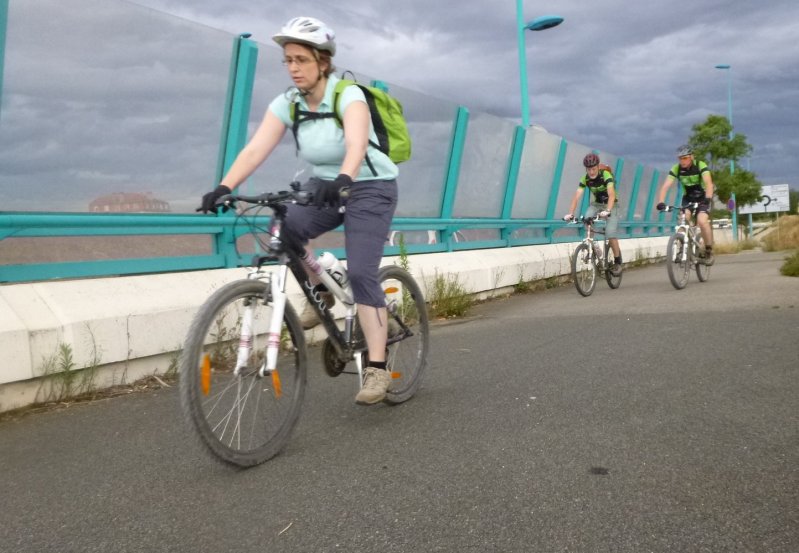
2,0 -> 797,213
128,0 -> 799,188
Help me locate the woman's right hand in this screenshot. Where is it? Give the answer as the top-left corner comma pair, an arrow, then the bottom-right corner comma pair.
198,185 -> 232,214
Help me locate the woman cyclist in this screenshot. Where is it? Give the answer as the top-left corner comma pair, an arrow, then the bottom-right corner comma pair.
199,17 -> 399,405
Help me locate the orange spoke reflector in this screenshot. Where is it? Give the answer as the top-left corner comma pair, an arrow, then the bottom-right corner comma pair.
271,370 -> 283,398
391,371 -> 401,379
200,354 -> 211,396
384,286 -> 399,294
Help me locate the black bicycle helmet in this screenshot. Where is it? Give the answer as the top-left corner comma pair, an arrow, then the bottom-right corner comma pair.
583,153 -> 600,168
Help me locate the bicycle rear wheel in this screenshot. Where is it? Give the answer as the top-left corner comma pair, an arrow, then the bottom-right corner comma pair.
666,234 -> 690,290
179,279 -> 307,467
694,235 -> 711,282
572,243 -> 597,297
377,266 -> 429,404
604,244 -> 622,289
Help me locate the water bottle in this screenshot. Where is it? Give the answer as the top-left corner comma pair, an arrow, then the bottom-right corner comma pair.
317,252 -> 349,288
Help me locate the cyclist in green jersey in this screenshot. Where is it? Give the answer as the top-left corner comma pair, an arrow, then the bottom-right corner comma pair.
656,145 -> 715,265
563,153 -> 622,275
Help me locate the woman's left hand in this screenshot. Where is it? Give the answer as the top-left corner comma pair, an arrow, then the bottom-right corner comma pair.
314,174 -> 353,208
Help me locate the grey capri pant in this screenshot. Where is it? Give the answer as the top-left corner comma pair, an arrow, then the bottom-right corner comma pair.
283,177 -> 398,307
585,202 -> 620,238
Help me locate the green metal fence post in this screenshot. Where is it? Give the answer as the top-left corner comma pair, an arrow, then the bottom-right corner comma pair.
613,158 -> 628,236
213,34 -> 258,267
439,106 -> 469,250
642,169 -> 660,234
544,138 -> 568,240
500,126 -> 526,242
625,164 -> 644,235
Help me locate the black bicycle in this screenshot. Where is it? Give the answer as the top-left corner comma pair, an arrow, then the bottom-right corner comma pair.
568,215 -> 622,297
179,187 -> 429,467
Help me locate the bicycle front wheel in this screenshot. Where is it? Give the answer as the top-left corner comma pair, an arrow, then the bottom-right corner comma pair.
666,234 -> 690,290
378,266 -> 430,404
694,234 -> 711,282
572,243 -> 597,297
604,244 -> 622,289
179,279 -> 307,467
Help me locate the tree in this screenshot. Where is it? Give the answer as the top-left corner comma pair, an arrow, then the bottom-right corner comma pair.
790,189 -> 798,215
712,167 -> 761,206
687,114 -> 761,206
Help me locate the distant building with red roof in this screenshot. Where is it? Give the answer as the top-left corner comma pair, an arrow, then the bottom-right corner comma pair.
89,192 -> 170,213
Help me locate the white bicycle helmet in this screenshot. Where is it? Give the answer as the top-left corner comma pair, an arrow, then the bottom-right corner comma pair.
272,17 -> 336,56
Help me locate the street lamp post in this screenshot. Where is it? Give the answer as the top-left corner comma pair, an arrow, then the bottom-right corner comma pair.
516,1 -> 563,127
715,63 -> 738,240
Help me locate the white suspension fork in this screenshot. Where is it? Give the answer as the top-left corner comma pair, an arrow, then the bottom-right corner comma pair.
233,302 -> 255,376
260,265 -> 289,378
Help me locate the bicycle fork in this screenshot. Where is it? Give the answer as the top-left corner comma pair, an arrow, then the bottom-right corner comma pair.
675,227 -> 689,263
229,267 -> 288,397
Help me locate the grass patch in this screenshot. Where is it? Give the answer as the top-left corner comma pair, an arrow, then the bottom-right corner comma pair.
780,250 -> 799,277
762,215 -> 799,252
628,247 -> 651,268
427,271 -> 473,319
0,373 -> 175,422
513,267 -> 535,294
35,331 -> 103,406
714,238 -> 760,254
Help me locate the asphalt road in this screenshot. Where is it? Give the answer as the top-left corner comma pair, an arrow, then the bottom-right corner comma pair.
1,250 -> 797,553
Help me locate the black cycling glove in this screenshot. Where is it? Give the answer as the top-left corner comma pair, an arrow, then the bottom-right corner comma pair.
656,202 -> 666,211
198,185 -> 232,214
314,174 -> 353,208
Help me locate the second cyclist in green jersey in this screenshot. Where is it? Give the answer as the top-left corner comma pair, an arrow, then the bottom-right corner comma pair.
563,153 -> 622,276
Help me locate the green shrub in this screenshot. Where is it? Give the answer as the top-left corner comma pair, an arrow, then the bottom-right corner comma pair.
780,250 -> 799,277
428,271 -> 473,319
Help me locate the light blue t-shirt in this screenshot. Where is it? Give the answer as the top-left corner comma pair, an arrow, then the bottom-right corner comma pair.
269,74 -> 399,181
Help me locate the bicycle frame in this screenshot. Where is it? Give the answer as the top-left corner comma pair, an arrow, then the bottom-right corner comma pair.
668,204 -> 701,263
574,216 -> 610,272
227,191 -> 413,386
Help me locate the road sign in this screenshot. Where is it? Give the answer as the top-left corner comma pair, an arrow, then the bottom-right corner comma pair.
739,184 -> 791,214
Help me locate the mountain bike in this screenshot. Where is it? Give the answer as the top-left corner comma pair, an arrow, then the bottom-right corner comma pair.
568,215 -> 622,297
179,187 -> 429,467
662,202 -> 710,290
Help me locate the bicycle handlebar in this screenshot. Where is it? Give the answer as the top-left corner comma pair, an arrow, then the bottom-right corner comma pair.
214,185 -> 352,211
662,202 -> 701,213
566,214 -> 608,225
215,189 -> 314,210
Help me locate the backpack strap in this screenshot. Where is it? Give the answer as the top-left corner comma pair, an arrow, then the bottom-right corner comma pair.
289,102 -> 336,153
289,81 -> 378,176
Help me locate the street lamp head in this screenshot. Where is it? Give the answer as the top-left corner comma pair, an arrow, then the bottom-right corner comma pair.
525,15 -> 564,32
715,64 -> 731,70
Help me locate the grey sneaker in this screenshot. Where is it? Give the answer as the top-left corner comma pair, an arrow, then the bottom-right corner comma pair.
300,288 -> 335,330
355,367 -> 391,405
704,250 -> 715,266
610,263 -> 622,276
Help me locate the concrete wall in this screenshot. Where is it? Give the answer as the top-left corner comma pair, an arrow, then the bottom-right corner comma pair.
0,237 -> 668,412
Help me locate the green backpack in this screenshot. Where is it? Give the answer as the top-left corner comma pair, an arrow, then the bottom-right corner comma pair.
290,77 -> 412,176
